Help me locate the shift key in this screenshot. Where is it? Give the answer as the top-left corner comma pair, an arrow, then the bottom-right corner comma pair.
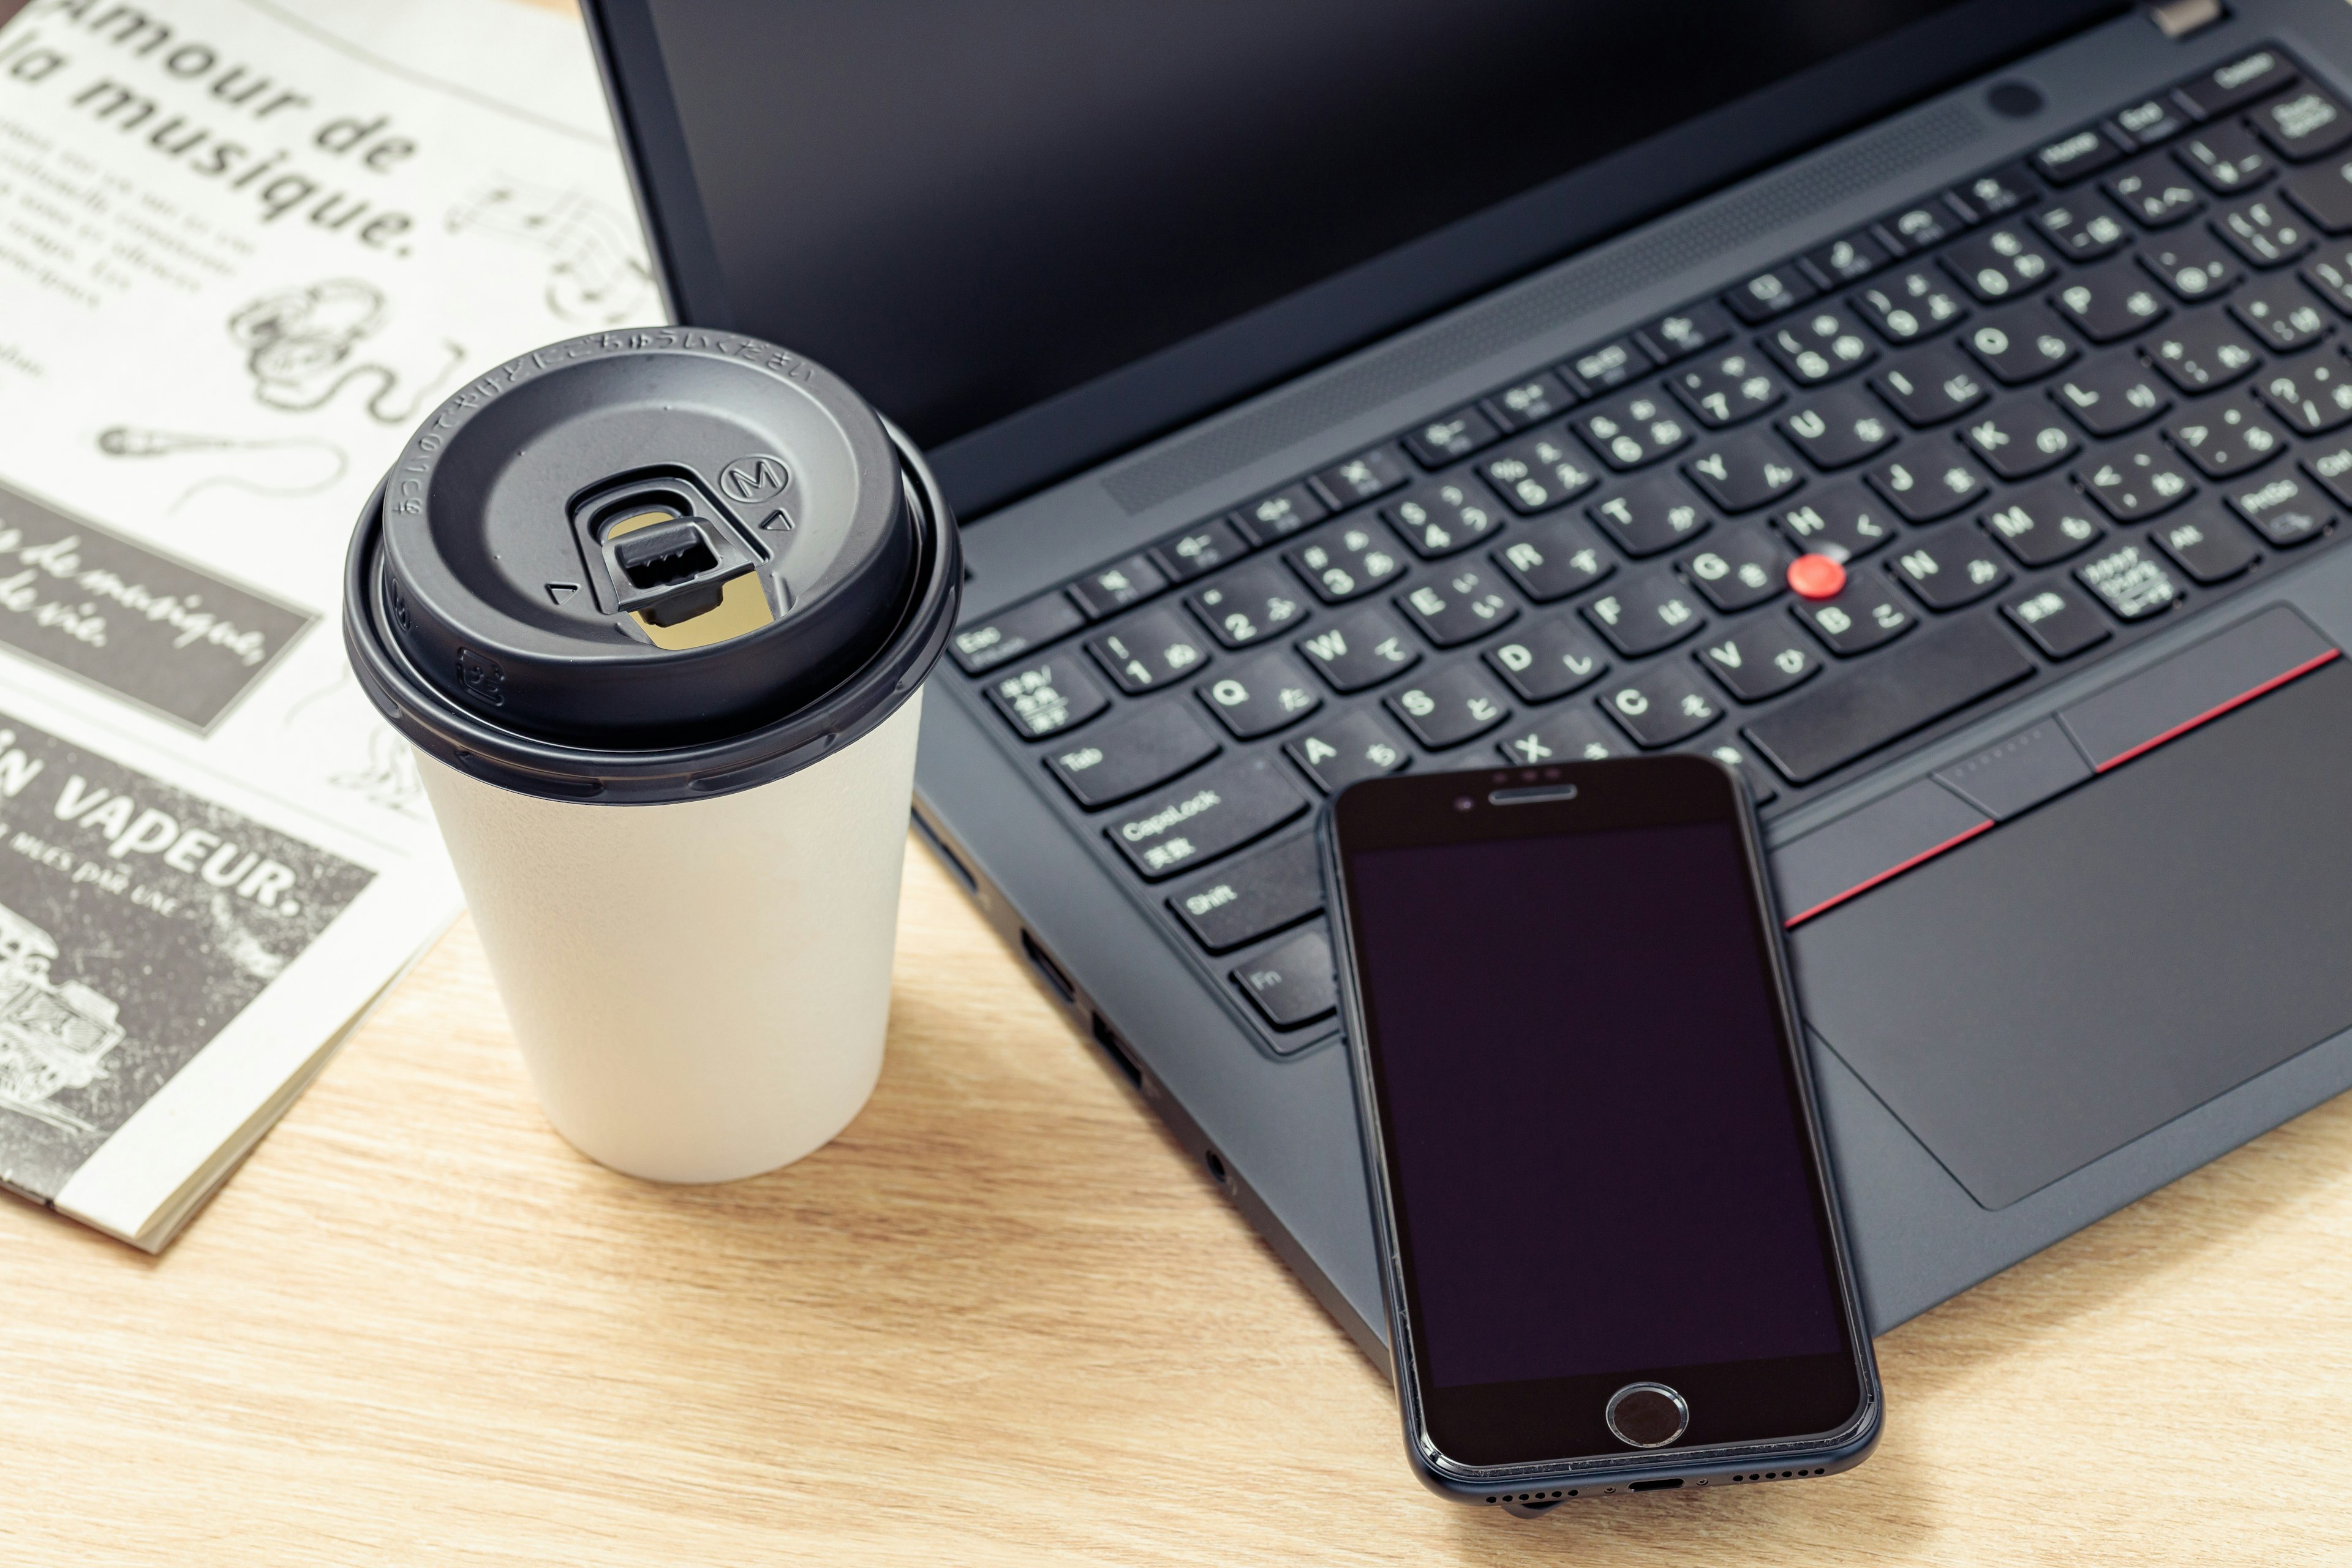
1743,615 -> 2035,785
1167,832 -> 1324,951
1106,756 -> 1309,880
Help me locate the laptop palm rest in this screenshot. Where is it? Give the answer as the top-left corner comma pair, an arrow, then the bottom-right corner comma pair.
1789,657 -> 2352,1211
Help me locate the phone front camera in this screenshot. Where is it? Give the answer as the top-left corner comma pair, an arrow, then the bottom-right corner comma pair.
1453,796 -> 1474,812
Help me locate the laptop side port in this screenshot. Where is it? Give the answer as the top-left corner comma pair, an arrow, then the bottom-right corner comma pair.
1019,929 -> 1074,1003
1088,1012 -> 1144,1088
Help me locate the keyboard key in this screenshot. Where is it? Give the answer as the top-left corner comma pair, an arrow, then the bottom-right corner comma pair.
1696,739 -> 1779,805
1069,554 -> 1167,619
1047,705 -> 1221,809
2284,157 -> 2352,235
1402,407 -> 1501,466
2103,153 -> 2204,228
1485,615 -> 1610,701
1777,482 -> 1898,561
1806,228 -> 1891,285
1583,571 -> 1708,656
1385,665 -> 1512,748
1881,195 -> 1967,253
1779,387 -> 1898,468
2215,196 -> 2313,267
2004,583 -> 2108,658
1232,483 -> 1327,546
2075,541 -> 2181,622
1286,519 -> 1407,603
1397,565 -> 1518,646
2081,435 -> 2197,520
2153,506 -> 2261,583
1743,614 -> 2034,783
1871,344 -> 1989,425
2167,401 -> 2288,478
1150,518 -> 1248,583
1106,755 -> 1308,881
1188,564 -> 1310,649
1983,478 -> 2106,566
1286,710 -> 1413,792
1696,619 -> 1821,702
1197,650 -> 1322,738
1959,398 -> 2080,479
1562,336 -> 1653,396
1485,371 -> 1578,431
2255,88 -> 2352,163
2149,311 -> 2264,394
1888,526 -> 2011,609
2307,437 -> 2352,504
1793,577 -> 1916,655
1763,306 -> 1878,385
1496,707 -> 1627,765
1851,268 -> 1969,344
2176,120 -> 2275,195
1962,309 -> 2081,384
1684,432 -> 1804,512
2034,192 -> 2132,260
2035,125 -> 2122,186
1311,447 -> 1411,508
1087,607 -> 1212,693
1576,390 -> 1692,469
1725,264 -> 1817,323
1383,478 -> 1502,558
1682,525 -> 1787,612
2051,259 -> 2170,342
1491,514 -> 1614,600
1599,664 -> 1721,748
2236,469 -> 2335,545
1866,448 -> 1990,521
2256,351 -> 2352,432
1167,833 -> 1321,954
1297,606 -> 1420,691
1670,346 -> 1787,428
2173,47 -> 2297,119
2112,95 -> 2190,149
1943,225 -> 2062,303
1590,473 -> 1714,556
2051,353 -> 2172,435
1231,925 -> 1337,1033
2140,227 -> 2241,301
951,592 -> 1085,676
986,655 -> 1110,739
2231,274 -> 2333,351
1479,431 -> 1598,514
1637,302 -> 1735,363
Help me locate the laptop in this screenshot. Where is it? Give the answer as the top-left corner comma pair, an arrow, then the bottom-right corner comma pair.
584,0 -> 2352,1354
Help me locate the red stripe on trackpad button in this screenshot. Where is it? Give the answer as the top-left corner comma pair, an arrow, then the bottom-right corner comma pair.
2059,605 -> 2340,772
1774,777 -> 1993,927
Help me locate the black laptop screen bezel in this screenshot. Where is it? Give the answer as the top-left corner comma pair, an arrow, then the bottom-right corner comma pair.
582,0 -> 2125,518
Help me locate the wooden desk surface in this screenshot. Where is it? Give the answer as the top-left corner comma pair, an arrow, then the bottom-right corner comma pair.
1,835 -> 2348,1564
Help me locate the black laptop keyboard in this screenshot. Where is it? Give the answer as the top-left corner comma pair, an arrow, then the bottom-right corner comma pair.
945,43 -> 2352,1051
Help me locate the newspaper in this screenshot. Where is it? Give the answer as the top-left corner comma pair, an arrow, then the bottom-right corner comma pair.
0,0 -> 655,1246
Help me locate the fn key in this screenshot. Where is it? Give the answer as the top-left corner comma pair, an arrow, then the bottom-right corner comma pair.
1743,615 -> 2035,784
1232,924 -> 1338,1037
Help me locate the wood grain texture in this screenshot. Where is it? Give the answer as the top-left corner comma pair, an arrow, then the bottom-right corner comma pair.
1,833 -> 2348,1564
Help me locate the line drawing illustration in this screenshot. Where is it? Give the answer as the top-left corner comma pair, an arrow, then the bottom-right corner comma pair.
284,670 -> 429,821
447,178 -> 656,326
95,426 -> 350,513
228,280 -> 465,424
0,903 -> 124,1135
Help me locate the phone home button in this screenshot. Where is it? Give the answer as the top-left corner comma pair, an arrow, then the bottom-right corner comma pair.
1605,1382 -> 1689,1449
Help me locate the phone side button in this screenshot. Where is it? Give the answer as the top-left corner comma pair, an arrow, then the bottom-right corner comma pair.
1773,777 -> 1992,927
1231,924 -> 1339,1041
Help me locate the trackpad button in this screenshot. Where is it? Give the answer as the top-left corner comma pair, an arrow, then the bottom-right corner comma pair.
1790,658 -> 2352,1210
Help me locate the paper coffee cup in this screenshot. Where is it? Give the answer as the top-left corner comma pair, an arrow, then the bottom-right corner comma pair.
342,331 -> 959,1182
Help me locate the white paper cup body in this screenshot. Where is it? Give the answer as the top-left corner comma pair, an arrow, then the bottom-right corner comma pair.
415,690 -> 923,1183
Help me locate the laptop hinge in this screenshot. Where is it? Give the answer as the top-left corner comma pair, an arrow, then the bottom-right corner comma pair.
2143,0 -> 2225,40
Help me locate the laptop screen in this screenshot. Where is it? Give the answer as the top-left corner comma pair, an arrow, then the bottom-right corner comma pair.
607,0 -> 2122,510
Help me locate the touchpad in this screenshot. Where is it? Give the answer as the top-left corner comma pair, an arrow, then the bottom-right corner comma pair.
1790,658 -> 2352,1211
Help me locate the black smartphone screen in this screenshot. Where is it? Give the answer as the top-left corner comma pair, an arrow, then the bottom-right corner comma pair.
1332,760 -> 1866,1467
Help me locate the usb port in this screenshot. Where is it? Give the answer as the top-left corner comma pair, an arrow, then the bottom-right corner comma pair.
1090,1012 -> 1143,1088
1020,929 -> 1074,1003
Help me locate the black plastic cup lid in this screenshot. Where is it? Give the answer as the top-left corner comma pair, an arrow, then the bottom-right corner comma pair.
344,330 -> 959,804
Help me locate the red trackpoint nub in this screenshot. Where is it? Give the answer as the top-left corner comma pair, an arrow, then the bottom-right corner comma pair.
1788,554 -> 1847,600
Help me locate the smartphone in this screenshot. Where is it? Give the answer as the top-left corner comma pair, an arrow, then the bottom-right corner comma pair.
1321,756 -> 1880,1509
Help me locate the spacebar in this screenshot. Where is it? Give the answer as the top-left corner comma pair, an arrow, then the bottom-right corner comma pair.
1743,616 -> 2036,785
